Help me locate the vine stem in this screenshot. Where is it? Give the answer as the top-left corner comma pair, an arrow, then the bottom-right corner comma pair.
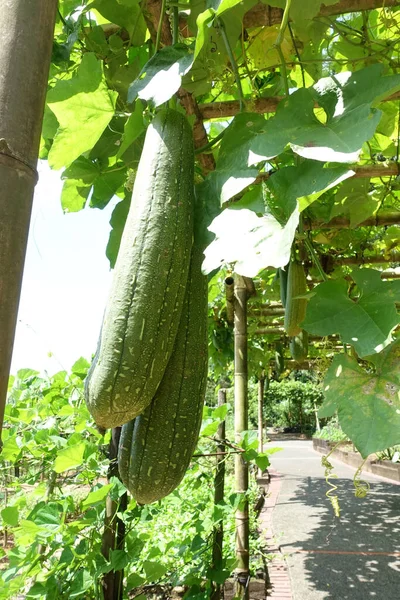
154,0 -> 167,54
217,18 -> 245,112
273,0 -> 292,97
172,6 -> 179,45
304,236 -> 328,282
195,128 -> 225,154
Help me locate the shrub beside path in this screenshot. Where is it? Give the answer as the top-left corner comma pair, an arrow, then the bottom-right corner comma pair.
258,439 -> 400,600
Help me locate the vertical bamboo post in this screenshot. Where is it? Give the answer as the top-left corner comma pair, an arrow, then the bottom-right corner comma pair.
0,0 -> 58,444
211,388 -> 227,600
257,372 -> 266,478
234,276 -> 249,600
314,400 -> 321,432
101,428 -> 128,600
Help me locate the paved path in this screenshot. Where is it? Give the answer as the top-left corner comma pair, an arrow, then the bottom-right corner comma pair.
262,439 -> 400,600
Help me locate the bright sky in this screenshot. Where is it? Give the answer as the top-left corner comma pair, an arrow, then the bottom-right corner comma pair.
11,162 -> 118,375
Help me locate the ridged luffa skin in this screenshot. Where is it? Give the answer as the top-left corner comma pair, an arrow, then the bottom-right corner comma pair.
118,241 -> 208,504
85,109 -> 194,428
283,260 -> 308,337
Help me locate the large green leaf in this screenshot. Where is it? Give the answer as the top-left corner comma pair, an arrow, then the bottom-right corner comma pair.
329,179 -> 383,228
253,88 -> 379,163
267,160 -> 353,221
193,9 -> 216,61
69,570 -> 94,598
220,66 -> 400,166
106,193 -> 131,268
128,46 -> 194,106
91,0 -> 146,45
54,442 -> 86,473
202,207 -> 299,276
90,169 -> 127,209
204,168 -> 259,205
321,340 -> 400,457
82,484 -> 113,508
217,113 -> 269,170
314,64 -> 400,115
1,506 -> 19,527
60,156 -> 99,212
302,269 -> 399,357
116,102 -> 145,159
48,53 -> 117,169
143,560 -> 168,581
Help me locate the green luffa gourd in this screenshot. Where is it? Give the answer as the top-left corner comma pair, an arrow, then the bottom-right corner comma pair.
85,109 -> 194,428
118,240 -> 208,504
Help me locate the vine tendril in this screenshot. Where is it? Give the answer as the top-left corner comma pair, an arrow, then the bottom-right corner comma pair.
353,459 -> 370,498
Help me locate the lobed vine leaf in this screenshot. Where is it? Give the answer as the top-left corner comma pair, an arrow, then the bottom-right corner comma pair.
302,269 -> 399,357
91,0 -> 147,45
329,179 -> 383,228
202,206 -> 299,276
47,53 -> 118,169
128,46 -> 194,106
267,161 -> 353,221
321,340 -> 400,457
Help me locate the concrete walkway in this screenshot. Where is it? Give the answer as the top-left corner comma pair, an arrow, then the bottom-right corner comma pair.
262,439 -> 400,600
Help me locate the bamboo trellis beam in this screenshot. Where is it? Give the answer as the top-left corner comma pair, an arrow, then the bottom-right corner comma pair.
243,0 -> 400,29
254,327 -> 342,338
306,212 -> 400,230
199,92 -> 400,121
179,0 -> 400,41
249,308 -> 286,317
252,164 -> 400,189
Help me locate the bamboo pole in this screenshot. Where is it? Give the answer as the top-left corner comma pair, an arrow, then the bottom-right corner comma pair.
257,372 -> 266,478
211,388 -> 227,600
249,308 -> 286,317
233,276 -> 249,600
225,277 -> 235,325
101,428 -> 128,600
0,0 -> 58,445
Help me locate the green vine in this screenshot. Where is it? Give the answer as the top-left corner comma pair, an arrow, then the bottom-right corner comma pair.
273,0 -> 292,97
217,18 -> 245,112
195,128 -> 226,155
155,0 -> 167,54
321,444 -> 343,518
353,460 -> 370,498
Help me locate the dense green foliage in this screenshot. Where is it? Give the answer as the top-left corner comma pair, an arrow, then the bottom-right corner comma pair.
42,0 -> 400,457
248,379 -> 324,433
4,1 -> 400,596
0,366 -> 274,600
314,420 -> 349,442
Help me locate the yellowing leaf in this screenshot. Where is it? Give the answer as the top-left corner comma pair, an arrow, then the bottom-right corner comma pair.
247,26 -> 292,70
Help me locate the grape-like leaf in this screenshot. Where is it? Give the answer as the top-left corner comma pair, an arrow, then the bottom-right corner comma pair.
48,53 -> 117,169
321,340 -> 400,457
202,206 -> 299,276
128,46 -> 194,107
302,269 -> 399,357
